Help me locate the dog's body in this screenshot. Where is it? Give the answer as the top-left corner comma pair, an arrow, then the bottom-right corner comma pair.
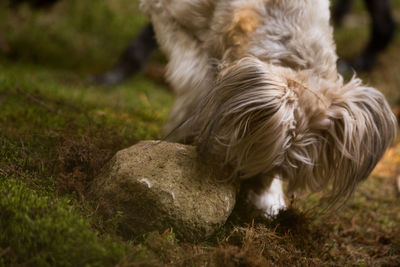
141,0 -> 397,216
94,0 -> 395,85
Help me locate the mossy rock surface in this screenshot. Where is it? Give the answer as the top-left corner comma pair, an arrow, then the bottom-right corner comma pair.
90,140 -> 238,241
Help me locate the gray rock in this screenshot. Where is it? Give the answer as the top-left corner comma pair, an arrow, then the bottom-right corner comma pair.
89,140 -> 238,241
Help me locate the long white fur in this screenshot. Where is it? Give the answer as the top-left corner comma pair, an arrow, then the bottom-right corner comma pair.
141,0 -> 397,214
248,177 -> 286,217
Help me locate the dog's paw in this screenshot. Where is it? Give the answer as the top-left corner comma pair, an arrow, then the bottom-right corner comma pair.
248,178 -> 286,218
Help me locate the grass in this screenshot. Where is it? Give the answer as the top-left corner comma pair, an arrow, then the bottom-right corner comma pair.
0,178 -> 129,266
0,0 -> 400,266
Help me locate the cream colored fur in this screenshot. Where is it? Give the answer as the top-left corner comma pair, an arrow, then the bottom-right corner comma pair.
141,0 -> 397,215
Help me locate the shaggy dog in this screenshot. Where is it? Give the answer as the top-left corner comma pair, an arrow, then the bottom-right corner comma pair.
140,0 -> 397,217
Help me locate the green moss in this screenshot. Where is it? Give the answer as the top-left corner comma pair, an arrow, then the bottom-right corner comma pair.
0,0 -> 147,72
0,178 -> 128,266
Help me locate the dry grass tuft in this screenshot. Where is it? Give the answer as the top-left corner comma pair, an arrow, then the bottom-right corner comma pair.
211,225 -> 271,267
56,127 -> 137,201
270,206 -> 312,236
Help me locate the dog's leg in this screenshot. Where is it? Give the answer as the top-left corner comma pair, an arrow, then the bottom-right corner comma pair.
90,24 -> 157,86
141,0 -> 215,139
140,0 -> 212,93
348,0 -> 396,71
246,176 -> 286,218
358,0 -> 396,70
332,0 -> 353,27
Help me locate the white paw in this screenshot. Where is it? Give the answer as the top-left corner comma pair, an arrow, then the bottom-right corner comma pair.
248,178 -> 286,218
